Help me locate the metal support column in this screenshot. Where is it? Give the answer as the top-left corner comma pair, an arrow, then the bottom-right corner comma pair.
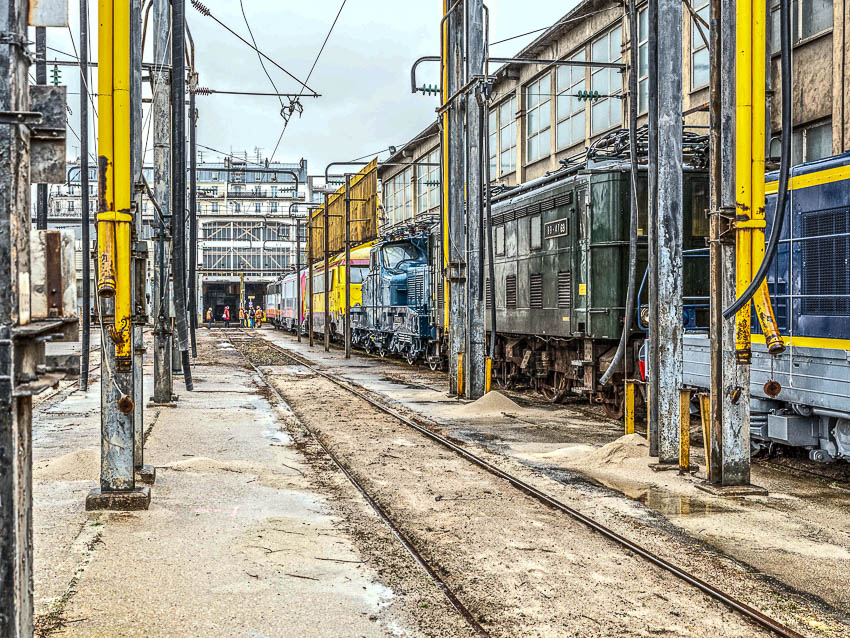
323,192 -> 330,352
152,0 -> 173,402
344,175 -> 351,359
444,0 -> 466,396
296,217 -> 302,343
88,0 -> 149,510
130,0 -> 145,471
1,1 -> 34,631
465,0 -> 486,399
724,0 -> 751,484
646,0 -> 660,456
171,0 -> 192,389
35,26 -> 47,230
188,73 -> 198,356
308,220 -> 314,347
654,0 -> 684,464
80,0 -> 91,391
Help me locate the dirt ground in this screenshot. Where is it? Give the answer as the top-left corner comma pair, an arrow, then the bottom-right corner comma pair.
255,329 -> 850,637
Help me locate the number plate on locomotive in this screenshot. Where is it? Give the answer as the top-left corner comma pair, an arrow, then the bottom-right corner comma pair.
544,218 -> 569,239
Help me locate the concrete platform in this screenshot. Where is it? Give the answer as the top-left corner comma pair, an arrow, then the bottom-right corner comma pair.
695,481 -> 769,497
85,486 -> 151,511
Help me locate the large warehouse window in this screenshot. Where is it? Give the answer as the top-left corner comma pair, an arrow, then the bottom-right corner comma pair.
526,74 -> 551,163
691,0 -> 710,89
383,168 -> 412,227
556,50 -> 586,150
590,27 -> 623,134
416,149 -> 440,215
489,96 -> 517,176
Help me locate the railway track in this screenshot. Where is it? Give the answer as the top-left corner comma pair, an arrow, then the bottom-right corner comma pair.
225,331 -> 489,637
230,329 -> 806,638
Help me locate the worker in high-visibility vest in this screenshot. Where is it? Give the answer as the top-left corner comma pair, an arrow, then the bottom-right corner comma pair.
206,307 -> 213,330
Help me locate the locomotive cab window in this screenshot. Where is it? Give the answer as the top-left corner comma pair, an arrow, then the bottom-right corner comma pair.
382,243 -> 419,269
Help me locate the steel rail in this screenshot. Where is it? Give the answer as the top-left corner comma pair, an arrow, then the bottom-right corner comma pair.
225,331 -> 490,638
260,337 -> 805,638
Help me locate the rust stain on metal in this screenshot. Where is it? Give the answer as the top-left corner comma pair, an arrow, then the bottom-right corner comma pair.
117,394 -> 135,414
45,230 -> 63,317
98,155 -> 111,211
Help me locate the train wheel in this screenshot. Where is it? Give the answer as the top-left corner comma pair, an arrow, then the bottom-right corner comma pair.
540,372 -> 568,404
494,362 -> 514,391
377,348 -> 387,358
405,351 -> 417,366
601,388 -> 625,420
427,357 -> 440,371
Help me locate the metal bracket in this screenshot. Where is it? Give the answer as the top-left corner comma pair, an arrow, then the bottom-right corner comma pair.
0,110 -> 43,126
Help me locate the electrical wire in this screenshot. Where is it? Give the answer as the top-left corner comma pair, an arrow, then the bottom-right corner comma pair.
239,0 -> 285,111
189,0 -> 317,96
489,8 -> 616,47
271,0 -> 348,161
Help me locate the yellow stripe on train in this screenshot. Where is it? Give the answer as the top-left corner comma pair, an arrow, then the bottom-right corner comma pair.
764,164 -> 850,195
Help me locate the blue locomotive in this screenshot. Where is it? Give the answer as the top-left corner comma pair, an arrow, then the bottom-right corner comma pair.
351,225 -> 435,364
682,152 -> 850,461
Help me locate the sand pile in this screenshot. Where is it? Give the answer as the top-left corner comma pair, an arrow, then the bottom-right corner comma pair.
34,448 -> 99,481
571,433 -> 649,468
453,391 -> 523,418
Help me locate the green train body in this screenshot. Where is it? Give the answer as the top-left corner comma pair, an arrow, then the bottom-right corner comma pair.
429,160 -> 709,412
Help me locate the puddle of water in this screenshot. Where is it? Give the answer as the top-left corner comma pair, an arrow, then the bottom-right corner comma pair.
599,479 -> 733,518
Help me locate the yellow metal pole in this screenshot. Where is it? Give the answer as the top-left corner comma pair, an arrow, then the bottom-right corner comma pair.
485,357 -> 492,393
679,389 -> 691,473
457,353 -> 464,398
749,0 -> 785,354
96,0 -> 116,298
698,392 -> 712,478
441,0 -> 450,330
112,0 -> 133,360
625,380 -> 635,435
735,0 -> 753,363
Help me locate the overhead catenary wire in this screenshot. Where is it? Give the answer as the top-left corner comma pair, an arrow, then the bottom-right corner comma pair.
189,0 -> 317,97
239,0 -> 284,110
271,0 -> 348,161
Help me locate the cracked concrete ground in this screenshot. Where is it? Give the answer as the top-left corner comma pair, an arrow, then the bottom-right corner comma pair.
31,332 -> 464,638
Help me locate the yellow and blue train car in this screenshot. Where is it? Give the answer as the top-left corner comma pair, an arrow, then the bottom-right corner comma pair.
684,152 -> 850,461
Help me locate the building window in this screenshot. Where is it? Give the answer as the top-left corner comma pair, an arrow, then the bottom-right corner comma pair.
489,97 -> 517,176
68,200 -> 75,211
415,149 -> 440,215
773,119 -> 833,164
211,172 -> 219,181
488,108 -> 498,175
771,0 -> 833,52
211,202 -> 219,213
556,50 -> 586,150
234,202 -> 241,213
270,201 -> 278,213
255,202 -> 261,213
526,74 -> 551,163
383,168 -> 413,227
638,7 -> 649,113
255,172 -> 262,182
590,27 -> 623,135
691,0 -> 710,89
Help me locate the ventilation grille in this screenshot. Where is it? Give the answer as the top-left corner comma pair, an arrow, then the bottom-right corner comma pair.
485,278 -> 491,308
492,191 -> 574,226
412,272 -> 425,307
801,209 -> 850,316
558,270 -> 572,308
437,275 -> 445,309
505,274 -> 517,309
529,273 -> 543,309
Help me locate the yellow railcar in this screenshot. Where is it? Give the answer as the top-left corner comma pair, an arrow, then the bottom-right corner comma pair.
310,242 -> 373,338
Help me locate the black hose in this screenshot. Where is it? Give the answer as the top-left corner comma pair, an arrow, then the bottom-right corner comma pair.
600,0 -> 640,386
79,0 -> 90,391
480,90 -> 497,360
722,0 -> 791,319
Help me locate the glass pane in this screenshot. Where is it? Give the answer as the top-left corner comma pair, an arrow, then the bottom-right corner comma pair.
528,108 -> 538,135
802,0 -> 833,38
556,120 -> 568,149
638,78 -> 648,113
556,65 -> 569,92
792,129 -> 804,165
500,99 -> 512,122
501,124 -> 513,149
591,33 -> 608,62
639,7 -> 648,40
639,42 -> 648,78
489,109 -> 497,131
593,69 -> 609,94
527,85 -> 538,109
805,122 -> 832,161
692,48 -> 710,88
592,101 -> 608,134
610,27 -> 622,60
538,128 -> 550,157
572,111 -> 585,143
557,94 -> 570,120
501,149 -> 512,174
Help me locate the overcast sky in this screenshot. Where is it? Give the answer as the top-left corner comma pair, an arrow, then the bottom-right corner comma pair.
44,0 -> 576,174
